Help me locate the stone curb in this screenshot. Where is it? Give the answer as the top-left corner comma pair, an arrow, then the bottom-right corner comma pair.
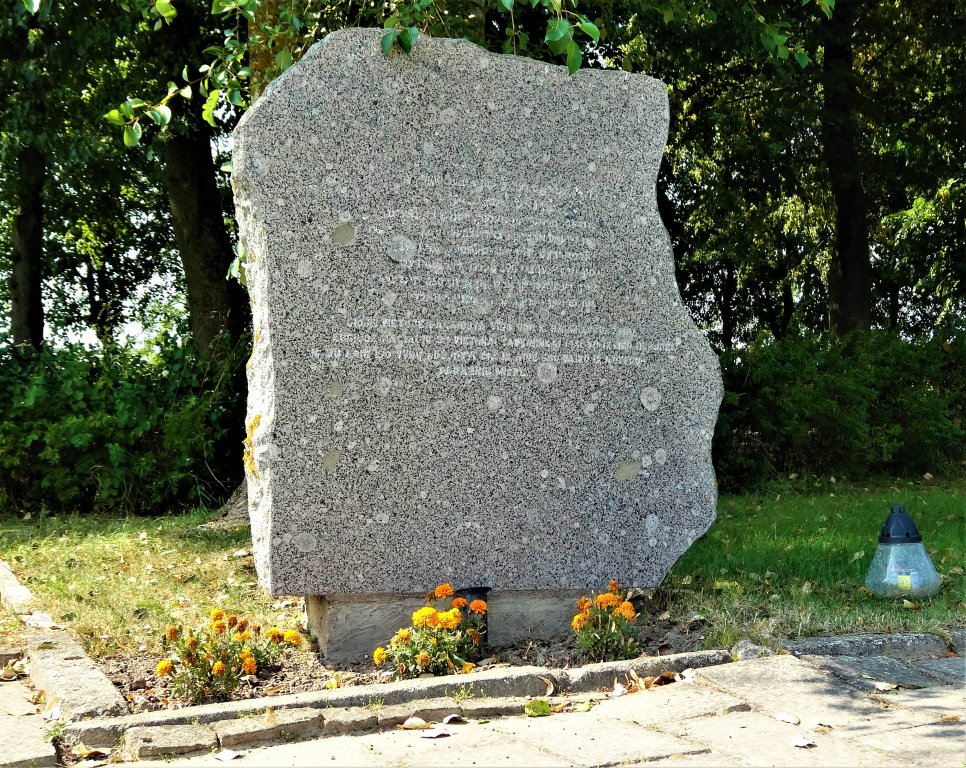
0,561 -> 37,614
782,631 -> 951,659
60,649 -> 731,754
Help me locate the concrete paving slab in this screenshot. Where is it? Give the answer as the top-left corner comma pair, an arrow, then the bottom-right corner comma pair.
489,711 -> 709,766
783,632 -> 947,659
655,710 -> 889,767
871,685 -> 966,718
805,654 -> 943,689
912,655 -> 966,684
625,755 -> 746,767
693,655 -> 938,738
0,679 -> 56,768
592,684 -> 750,726
852,720 -> 966,768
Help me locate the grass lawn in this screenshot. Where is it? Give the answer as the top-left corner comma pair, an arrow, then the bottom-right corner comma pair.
1,480 -> 963,658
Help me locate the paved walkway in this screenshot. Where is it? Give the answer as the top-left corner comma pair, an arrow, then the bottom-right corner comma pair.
117,654 -> 964,768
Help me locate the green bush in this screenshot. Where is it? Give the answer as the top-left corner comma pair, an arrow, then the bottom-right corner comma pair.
715,331 -> 964,488
0,333 -> 247,515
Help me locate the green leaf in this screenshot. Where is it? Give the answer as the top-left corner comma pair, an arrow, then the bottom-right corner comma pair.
777,45 -> 789,60
399,26 -> 419,53
794,50 -> 810,68
381,28 -> 400,55
103,109 -> 126,126
23,0 -> 41,13
123,123 -> 142,147
227,89 -> 245,106
524,699 -> 552,717
545,17 -> 570,43
566,40 -> 581,75
179,85 -> 192,99
202,88 -> 220,126
155,105 -> 172,125
154,0 -> 177,21
275,48 -> 293,72
577,20 -> 600,42
383,14 -> 399,29
499,0 -> 513,9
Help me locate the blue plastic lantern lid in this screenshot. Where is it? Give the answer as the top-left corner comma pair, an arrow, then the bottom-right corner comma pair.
878,505 -> 923,544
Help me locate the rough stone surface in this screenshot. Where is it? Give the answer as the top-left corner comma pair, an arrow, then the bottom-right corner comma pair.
783,632 -> 948,659
0,679 -> 58,768
321,706 -> 378,734
0,561 -> 36,613
911,655 -> 966,684
213,707 -> 325,747
375,696 -> 461,727
852,721 -> 966,768
558,649 -> 731,691
234,28 -> 722,600
123,725 -> 217,759
26,630 -> 127,720
731,639 -> 775,660
950,628 -> 966,655
804,654 -> 944,689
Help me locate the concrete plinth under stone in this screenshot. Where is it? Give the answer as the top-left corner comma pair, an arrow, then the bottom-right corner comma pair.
306,590 -> 583,660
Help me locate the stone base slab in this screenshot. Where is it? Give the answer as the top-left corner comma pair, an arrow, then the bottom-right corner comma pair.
305,590 -> 584,661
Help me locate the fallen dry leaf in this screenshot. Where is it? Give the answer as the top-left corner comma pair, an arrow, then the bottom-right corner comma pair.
872,681 -> 899,691
70,742 -> 109,760
938,715 -> 961,723
774,712 -> 800,725
790,736 -> 817,749
524,699 -> 552,717
398,716 -> 432,730
442,714 -> 466,725
901,599 -> 920,610
214,748 -> 242,761
539,676 -> 555,697
574,700 -> 593,712
420,728 -> 451,739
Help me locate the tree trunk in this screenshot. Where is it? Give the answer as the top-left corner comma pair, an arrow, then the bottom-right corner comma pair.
820,0 -> 872,335
10,145 -> 46,349
163,115 -> 247,359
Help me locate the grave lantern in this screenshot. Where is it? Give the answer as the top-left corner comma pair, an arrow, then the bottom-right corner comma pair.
864,505 -> 941,598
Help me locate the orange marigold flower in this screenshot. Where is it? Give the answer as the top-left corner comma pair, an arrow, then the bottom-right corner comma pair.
416,651 -> 431,669
469,599 -> 487,615
265,627 -> 284,643
165,624 -> 179,642
212,660 -> 227,677
412,607 -> 438,629
186,637 -> 199,653
434,583 -> 455,599
240,648 -> 252,659
283,629 -> 302,646
236,619 -> 249,633
373,646 -> 387,666
391,629 -> 412,645
213,619 -> 228,634
156,660 -> 173,677
614,601 -> 637,621
227,614 -> 238,629
460,662 -> 475,674
451,597 -> 468,609
595,592 -> 621,609
439,608 -> 462,630
242,656 -> 257,675
576,596 -> 592,613
571,613 -> 588,631
210,609 -> 226,621
470,630 -> 481,646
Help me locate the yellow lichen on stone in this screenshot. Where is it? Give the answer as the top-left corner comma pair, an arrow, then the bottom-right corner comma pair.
243,413 -> 262,479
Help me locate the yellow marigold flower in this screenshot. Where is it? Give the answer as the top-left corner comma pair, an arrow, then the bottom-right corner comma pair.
608,579 -> 621,594
240,648 -> 252,659
265,627 -> 284,643
227,614 -> 238,629
460,662 -> 475,674
165,624 -> 178,642
434,583 -> 455,599
614,601 -> 637,621
451,597 -> 467,609
373,646 -> 387,666
156,660 -> 173,677
595,592 -> 621,609
412,606 -> 438,629
576,596 -> 592,613
571,613 -> 588,631
213,619 -> 227,634
234,631 -> 252,643
416,651 -> 431,669
210,609 -> 226,622
283,629 -> 302,646
212,660 -> 227,677
242,656 -> 257,675
469,599 -> 487,615
439,608 -> 462,630
391,629 -> 412,645
186,637 -> 199,653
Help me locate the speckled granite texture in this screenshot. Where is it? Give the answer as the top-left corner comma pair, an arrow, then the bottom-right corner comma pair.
234,28 -> 722,597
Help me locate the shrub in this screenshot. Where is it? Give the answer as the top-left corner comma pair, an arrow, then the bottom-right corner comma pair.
373,583 -> 487,679
571,580 -> 639,662
0,332 -> 247,515
157,609 -> 301,703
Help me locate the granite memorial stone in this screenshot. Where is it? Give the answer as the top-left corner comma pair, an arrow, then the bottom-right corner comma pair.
233,28 -> 722,654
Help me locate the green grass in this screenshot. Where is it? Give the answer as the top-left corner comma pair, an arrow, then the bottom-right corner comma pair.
0,481 -> 963,659
659,480 -> 965,649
